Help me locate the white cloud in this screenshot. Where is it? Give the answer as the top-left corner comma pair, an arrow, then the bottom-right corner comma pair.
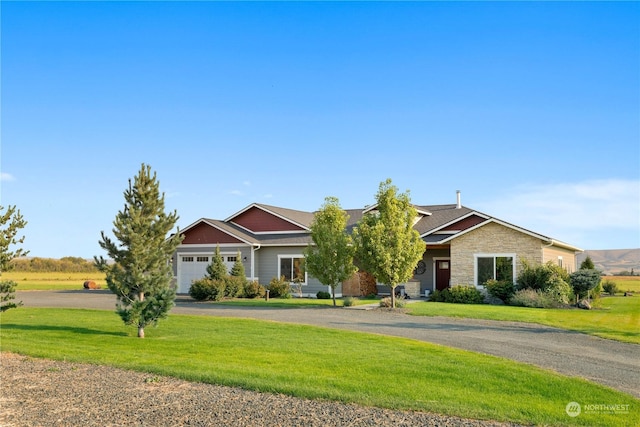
243,181 -> 251,187
475,179 -> 640,248
1,173 -> 15,182
230,190 -> 244,196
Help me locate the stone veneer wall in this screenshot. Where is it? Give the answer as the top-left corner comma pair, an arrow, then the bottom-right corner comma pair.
450,222 -> 544,286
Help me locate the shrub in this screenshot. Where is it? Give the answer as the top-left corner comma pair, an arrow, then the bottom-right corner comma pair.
544,276 -> 573,305
429,289 -> 446,302
267,276 -> 291,299
446,285 -> 484,304
343,296 -> 356,307
569,269 -> 601,299
509,288 -> 555,308
316,291 -> 331,299
224,276 -> 246,298
189,278 -> 226,301
243,280 -> 266,299
602,279 -> 618,296
484,279 -> 514,303
515,260 -> 573,306
429,286 -> 484,304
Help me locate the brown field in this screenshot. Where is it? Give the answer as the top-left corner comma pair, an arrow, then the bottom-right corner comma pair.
2,271 -> 107,291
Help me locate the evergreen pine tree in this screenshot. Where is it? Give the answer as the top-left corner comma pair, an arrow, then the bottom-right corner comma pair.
230,251 -> 245,277
95,164 -> 183,338
580,256 -> 595,270
0,205 -> 28,312
206,245 -> 228,280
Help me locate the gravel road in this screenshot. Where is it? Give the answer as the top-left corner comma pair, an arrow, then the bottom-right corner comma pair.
13,290 -> 640,399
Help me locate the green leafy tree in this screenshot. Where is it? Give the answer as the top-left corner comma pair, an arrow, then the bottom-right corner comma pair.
304,197 -> 357,306
0,205 -> 28,312
95,164 -> 183,338
352,179 -> 426,308
580,256 -> 595,270
207,246 -> 228,280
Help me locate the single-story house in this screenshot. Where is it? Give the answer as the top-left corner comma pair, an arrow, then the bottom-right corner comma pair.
172,192 -> 582,297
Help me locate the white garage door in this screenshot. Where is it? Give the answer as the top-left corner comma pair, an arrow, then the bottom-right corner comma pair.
177,255 -> 210,293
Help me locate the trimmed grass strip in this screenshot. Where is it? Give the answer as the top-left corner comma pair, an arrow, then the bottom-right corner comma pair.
1,308 -> 638,427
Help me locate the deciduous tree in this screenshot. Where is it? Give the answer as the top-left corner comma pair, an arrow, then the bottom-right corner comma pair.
95,164 -> 183,338
304,197 -> 357,306
353,179 -> 425,308
0,205 -> 28,312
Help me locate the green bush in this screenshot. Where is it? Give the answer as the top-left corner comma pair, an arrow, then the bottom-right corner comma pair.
484,279 -> 514,303
509,288 -> 555,308
267,276 -> 291,299
316,291 -> 331,299
189,278 -> 226,301
544,276 -> 573,305
342,296 -> 356,307
224,276 -> 246,298
243,280 -> 266,299
447,285 -> 484,304
569,269 -> 601,299
429,286 -> 484,304
515,260 -> 573,305
602,279 -> 618,296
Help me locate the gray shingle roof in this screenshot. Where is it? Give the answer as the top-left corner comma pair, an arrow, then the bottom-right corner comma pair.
186,201 -> 580,252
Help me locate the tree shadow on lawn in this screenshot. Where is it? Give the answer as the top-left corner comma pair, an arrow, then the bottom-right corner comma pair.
0,323 -> 127,337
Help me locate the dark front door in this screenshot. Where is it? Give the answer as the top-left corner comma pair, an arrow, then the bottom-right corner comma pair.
435,260 -> 451,291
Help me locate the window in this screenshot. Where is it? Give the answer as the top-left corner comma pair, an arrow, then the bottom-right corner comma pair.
279,255 -> 306,283
227,256 -> 237,262
196,256 -> 209,262
475,254 -> 514,286
182,256 -> 194,262
557,256 -> 563,269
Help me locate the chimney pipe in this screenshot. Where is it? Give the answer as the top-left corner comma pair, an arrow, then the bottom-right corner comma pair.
456,190 -> 461,209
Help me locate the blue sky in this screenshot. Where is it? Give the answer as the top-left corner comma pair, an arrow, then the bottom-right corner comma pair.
1,1 -> 639,259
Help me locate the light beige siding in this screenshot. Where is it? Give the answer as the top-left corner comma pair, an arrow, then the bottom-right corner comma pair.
543,246 -> 578,273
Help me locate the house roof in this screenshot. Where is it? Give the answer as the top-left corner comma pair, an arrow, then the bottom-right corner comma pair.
180,201 -> 582,252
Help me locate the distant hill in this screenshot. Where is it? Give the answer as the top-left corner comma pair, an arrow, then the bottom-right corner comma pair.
577,249 -> 640,275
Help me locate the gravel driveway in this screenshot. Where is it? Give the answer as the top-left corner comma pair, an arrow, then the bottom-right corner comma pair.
13,290 -> 640,399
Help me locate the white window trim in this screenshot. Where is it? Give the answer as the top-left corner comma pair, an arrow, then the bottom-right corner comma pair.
473,253 -> 516,287
277,254 -> 307,285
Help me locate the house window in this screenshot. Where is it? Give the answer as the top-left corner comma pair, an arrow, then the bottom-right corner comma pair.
278,255 -> 306,284
557,256 -> 563,269
475,254 -> 514,286
227,256 -> 237,262
182,256 -> 194,262
196,256 -> 209,262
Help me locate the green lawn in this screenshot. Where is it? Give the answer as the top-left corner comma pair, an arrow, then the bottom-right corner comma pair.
408,292 -> 640,344
1,308 -> 638,427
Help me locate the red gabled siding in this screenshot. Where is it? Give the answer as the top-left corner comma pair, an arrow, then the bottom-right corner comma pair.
441,214 -> 486,231
182,222 -> 244,244
232,206 -> 305,232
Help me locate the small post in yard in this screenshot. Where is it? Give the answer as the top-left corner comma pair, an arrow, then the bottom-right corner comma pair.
265,289 -> 270,301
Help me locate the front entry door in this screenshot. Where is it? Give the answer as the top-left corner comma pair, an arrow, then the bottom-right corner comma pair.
435,260 -> 451,291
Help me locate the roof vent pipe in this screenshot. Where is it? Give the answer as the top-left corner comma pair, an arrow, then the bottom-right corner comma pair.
456,190 -> 461,209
